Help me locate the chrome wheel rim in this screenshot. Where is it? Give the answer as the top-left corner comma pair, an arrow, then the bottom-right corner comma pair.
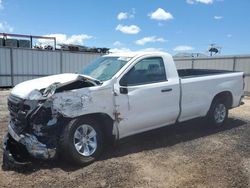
214,104 -> 226,124
73,124 -> 97,157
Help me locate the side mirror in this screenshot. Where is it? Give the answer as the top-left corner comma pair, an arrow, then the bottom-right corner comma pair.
119,74 -> 128,94
120,74 -> 128,87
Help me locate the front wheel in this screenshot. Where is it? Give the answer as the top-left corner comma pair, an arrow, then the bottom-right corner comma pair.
207,99 -> 228,126
59,117 -> 104,166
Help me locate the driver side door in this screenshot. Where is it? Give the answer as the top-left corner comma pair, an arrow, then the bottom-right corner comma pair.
114,56 -> 180,138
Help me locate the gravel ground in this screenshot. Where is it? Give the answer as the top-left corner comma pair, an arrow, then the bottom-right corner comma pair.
0,89 -> 250,188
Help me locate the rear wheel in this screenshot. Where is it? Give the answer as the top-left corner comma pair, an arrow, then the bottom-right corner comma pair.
207,99 -> 228,126
59,117 -> 104,165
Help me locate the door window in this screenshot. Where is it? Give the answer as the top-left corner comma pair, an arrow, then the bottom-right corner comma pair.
120,57 -> 167,86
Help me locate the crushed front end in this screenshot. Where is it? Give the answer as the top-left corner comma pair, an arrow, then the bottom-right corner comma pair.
2,74 -> 98,170
2,94 -> 64,169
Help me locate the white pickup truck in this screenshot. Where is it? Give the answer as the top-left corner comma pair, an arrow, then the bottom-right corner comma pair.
3,52 -> 244,168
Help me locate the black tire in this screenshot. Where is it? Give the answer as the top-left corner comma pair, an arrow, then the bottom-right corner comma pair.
207,99 -> 228,127
59,117 -> 104,166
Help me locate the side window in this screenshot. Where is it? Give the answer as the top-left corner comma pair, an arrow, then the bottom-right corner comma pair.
120,57 -> 167,86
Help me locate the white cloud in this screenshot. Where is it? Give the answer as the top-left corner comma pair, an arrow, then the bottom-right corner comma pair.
135,36 -> 166,45
113,41 -> 123,46
117,9 -> 135,20
214,16 -> 223,20
174,45 -> 194,52
117,12 -> 129,20
37,33 -> 93,47
0,21 -> 13,32
64,34 -> 93,44
109,47 -> 164,53
117,12 -> 133,20
187,0 -> 213,4
115,24 -> 141,34
148,8 -> 173,21
0,0 -> 3,10
139,48 -> 164,52
109,48 -> 132,53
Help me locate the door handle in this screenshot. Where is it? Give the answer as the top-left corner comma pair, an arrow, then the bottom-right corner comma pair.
161,88 -> 172,92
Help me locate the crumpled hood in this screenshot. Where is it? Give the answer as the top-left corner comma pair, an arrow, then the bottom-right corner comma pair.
11,73 -> 80,99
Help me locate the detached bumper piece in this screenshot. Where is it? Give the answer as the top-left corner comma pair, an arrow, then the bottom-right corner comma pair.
2,134 -> 32,171
20,134 -> 56,159
2,125 -> 57,171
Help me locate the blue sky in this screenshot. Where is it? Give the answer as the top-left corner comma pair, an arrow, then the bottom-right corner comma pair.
0,0 -> 249,55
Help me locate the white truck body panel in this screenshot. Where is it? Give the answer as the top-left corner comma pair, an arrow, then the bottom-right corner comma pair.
51,84 -> 115,119
113,53 -> 180,138
114,79 -> 180,138
179,72 -> 244,122
11,73 -> 79,99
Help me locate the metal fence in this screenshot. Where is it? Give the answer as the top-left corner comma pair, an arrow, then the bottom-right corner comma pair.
0,47 -> 249,95
175,55 -> 250,95
0,47 -> 102,87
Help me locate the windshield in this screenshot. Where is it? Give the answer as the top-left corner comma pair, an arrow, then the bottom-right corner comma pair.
80,56 -> 131,81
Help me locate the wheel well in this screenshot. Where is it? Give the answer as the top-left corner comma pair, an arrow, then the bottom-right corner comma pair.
212,91 -> 233,109
78,113 -> 116,145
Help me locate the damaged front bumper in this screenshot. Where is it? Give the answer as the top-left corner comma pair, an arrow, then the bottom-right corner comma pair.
2,134 -> 31,170
8,124 -> 56,159
2,124 -> 56,169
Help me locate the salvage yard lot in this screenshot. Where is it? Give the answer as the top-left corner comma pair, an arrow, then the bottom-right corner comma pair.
0,89 -> 250,188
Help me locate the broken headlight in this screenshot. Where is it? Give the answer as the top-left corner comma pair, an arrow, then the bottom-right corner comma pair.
27,83 -> 59,100
42,83 -> 59,97
28,89 -> 46,100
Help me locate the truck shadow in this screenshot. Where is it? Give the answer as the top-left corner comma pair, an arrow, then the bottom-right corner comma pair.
8,117 -> 246,173
102,117 -> 246,160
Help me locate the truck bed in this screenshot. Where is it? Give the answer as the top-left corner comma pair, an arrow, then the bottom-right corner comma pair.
178,69 -> 236,79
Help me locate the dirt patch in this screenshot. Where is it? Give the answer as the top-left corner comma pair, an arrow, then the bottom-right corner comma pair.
0,89 -> 250,187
